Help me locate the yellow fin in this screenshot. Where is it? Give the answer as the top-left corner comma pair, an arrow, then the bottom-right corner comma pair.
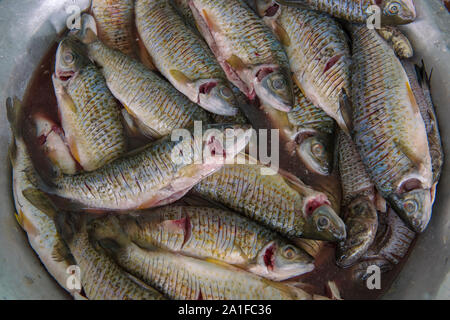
226,55 -> 246,71
202,9 -> 218,33
170,69 -> 193,85
14,210 -> 24,228
406,81 -> 420,114
22,188 -> 57,219
273,22 -> 291,47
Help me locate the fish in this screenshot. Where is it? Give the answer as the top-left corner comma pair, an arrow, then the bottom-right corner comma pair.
336,131 -> 378,268
55,212 -> 165,300
33,113 -> 79,175
91,0 -> 137,57
171,0 -> 197,27
401,60 -> 444,199
89,218 -> 314,300
27,124 -> 252,212
254,1 -> 352,132
135,0 -> 239,116
274,0 -> 416,25
74,14 -> 212,139
349,24 -> 433,233
238,84 -> 341,212
6,97 -> 76,296
377,26 -> 413,58
351,207 -> 415,281
192,153 -> 346,241
106,205 -> 314,281
189,0 -> 294,112
210,87 -> 249,124
53,36 -> 127,172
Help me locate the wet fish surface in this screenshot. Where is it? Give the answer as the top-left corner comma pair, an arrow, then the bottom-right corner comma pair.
109,205 -> 314,280
189,0 -> 295,112
135,0 -> 239,116
350,24 -> 433,233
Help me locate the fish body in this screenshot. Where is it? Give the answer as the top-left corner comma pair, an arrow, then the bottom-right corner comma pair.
33,113 -> 79,175
56,212 -> 165,300
336,131 -> 378,268
7,98 -> 74,295
91,0 -> 137,57
38,124 -> 252,212
275,0 -> 416,25
113,206 -> 314,280
189,0 -> 294,112
255,1 -> 352,132
77,15 -> 211,139
135,0 -> 239,116
54,37 -> 127,171
193,154 -> 346,241
89,219 -> 312,300
401,60 -> 444,188
350,24 -> 433,233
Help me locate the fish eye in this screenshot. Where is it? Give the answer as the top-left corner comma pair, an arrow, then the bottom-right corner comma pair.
220,87 -> 233,99
317,216 -> 330,229
403,199 -> 418,214
311,141 -> 325,158
272,77 -> 286,90
64,52 -> 74,63
386,2 -> 401,15
282,245 -> 297,259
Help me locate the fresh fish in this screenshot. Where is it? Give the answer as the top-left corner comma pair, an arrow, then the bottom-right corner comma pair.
75,15 -> 212,139
108,206 -> 314,280
401,60 -> 444,193
351,207 -> 415,281
274,0 -> 416,25
55,212 -> 165,300
53,36 -> 127,172
254,1 -> 352,132
135,0 -> 239,116
33,113 -> 79,175
210,87 -> 249,124
29,124 -> 252,212
171,0 -> 197,27
91,0 -> 137,57
377,26 -> 413,58
189,0 -> 294,112
89,218 -> 314,300
238,85 -> 341,212
7,97 -> 75,295
193,154 -> 346,241
336,131 -> 378,268
349,24 -> 433,233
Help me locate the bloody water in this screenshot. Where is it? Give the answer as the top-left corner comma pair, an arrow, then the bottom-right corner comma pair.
19,35 -> 418,300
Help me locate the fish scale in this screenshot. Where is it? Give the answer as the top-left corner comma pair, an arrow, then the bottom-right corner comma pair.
65,219 -> 164,300
99,239 -> 311,300
86,40 -> 210,139
350,24 -> 432,233
91,0 -> 136,57
258,4 -> 351,131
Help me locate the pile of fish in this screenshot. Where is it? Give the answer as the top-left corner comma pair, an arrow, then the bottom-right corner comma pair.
7,0 -> 443,300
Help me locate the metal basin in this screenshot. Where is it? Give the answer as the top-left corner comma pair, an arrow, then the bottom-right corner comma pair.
0,0 -> 448,299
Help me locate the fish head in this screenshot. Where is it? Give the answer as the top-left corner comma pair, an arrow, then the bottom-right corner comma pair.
336,197 -> 378,268
389,188 -> 432,233
255,241 -> 314,281
253,66 -> 294,112
301,198 -> 346,241
55,37 -> 90,83
197,80 -> 239,116
376,0 -> 416,25
254,0 -> 280,18
296,133 -> 333,176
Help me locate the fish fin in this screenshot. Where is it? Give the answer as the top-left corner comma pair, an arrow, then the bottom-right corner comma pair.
226,55 -> 247,72
273,22 -> 291,47
204,258 -> 233,269
169,69 -> 193,85
394,138 -> 423,169
377,27 -> 413,59
415,60 -> 432,91
201,9 -> 219,33
14,209 -> 24,228
52,75 -> 78,113
405,81 -> 421,115
338,89 -> 353,134
6,96 -> 25,139
8,141 -> 17,167
22,188 -> 57,219
51,235 -> 73,262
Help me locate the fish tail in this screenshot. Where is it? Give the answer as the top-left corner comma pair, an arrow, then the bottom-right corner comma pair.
73,13 -> 99,44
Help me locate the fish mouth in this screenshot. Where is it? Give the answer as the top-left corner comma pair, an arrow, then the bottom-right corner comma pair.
263,243 -> 276,271
56,70 -> 75,82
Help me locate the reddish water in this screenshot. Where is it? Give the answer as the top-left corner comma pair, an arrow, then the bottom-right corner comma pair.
20,35 -> 418,301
